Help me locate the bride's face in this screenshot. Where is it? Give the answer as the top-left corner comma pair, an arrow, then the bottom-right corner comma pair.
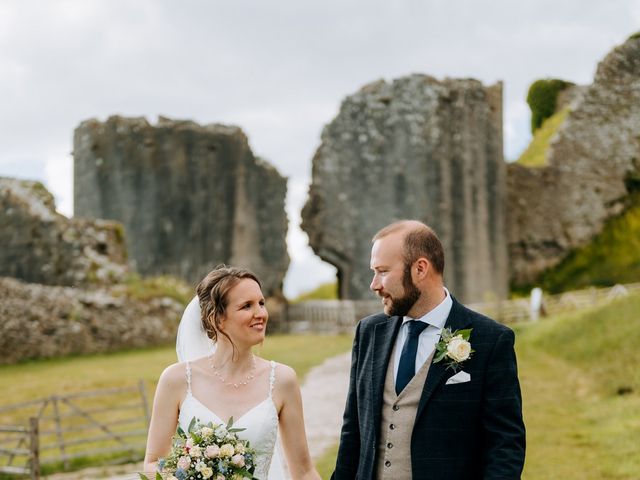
219,278 -> 268,347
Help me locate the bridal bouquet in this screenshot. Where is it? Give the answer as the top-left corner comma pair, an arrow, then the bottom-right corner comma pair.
141,417 -> 257,480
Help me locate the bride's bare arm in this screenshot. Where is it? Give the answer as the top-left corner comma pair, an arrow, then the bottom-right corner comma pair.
143,364 -> 185,475
276,365 -> 322,480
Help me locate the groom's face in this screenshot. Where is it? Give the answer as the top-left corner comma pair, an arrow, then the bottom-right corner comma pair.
370,233 -> 421,317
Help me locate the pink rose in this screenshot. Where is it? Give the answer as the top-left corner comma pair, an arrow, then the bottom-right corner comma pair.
231,454 -> 245,468
177,455 -> 191,470
205,445 -> 220,458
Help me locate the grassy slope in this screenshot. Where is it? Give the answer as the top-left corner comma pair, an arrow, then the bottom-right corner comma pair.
540,194 -> 640,293
516,107 -> 568,167
317,294 -> 640,479
290,282 -> 338,303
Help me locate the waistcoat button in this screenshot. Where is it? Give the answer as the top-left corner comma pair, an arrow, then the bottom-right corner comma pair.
389,423 -> 396,430
392,405 -> 399,411
385,460 -> 391,467
387,442 -> 393,449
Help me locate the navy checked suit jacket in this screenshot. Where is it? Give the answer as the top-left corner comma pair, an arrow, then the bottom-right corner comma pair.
332,298 -> 526,479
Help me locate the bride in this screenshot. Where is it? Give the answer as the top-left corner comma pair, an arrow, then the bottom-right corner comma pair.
143,265 -> 320,480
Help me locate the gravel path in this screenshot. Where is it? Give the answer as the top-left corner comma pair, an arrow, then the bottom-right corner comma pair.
43,351 -> 352,479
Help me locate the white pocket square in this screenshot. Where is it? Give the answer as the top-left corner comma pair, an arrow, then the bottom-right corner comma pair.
445,370 -> 471,385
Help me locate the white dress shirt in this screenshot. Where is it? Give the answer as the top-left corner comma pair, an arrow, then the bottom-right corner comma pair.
393,287 -> 453,382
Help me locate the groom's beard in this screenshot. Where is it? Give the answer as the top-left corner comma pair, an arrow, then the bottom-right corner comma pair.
388,264 -> 421,317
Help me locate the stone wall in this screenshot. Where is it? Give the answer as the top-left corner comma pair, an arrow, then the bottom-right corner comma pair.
0,177 -> 127,287
0,276 -> 184,364
302,74 -> 508,303
508,35 -> 640,286
74,116 -> 289,296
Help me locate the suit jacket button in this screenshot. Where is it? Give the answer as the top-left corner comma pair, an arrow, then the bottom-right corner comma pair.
385,460 -> 391,467
389,423 -> 396,430
392,405 -> 399,411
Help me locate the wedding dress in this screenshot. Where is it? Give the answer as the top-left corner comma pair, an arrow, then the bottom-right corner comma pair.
178,360 -> 285,480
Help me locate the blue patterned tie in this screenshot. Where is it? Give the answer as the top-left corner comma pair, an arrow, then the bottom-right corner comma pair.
395,320 -> 429,394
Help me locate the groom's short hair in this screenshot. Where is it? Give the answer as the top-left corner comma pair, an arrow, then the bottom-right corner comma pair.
373,220 -> 445,275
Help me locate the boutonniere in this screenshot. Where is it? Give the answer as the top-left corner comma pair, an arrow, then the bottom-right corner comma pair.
434,327 -> 473,371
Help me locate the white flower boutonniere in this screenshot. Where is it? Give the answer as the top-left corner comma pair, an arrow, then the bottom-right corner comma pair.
434,327 -> 473,371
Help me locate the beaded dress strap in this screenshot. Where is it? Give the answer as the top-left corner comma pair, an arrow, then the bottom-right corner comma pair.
268,360 -> 276,397
185,362 -> 192,395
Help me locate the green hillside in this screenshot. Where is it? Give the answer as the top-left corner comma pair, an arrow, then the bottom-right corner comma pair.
514,292 -> 640,479
516,107 -> 568,167
539,193 -> 640,292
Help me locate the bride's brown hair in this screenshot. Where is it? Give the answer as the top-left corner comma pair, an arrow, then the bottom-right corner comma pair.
196,265 -> 262,347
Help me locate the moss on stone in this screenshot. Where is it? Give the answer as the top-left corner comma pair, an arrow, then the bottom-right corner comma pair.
538,193 -> 640,293
527,79 -> 573,133
121,274 -> 192,305
517,107 -> 569,167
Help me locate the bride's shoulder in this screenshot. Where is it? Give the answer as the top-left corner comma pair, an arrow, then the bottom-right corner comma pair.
156,361 -> 189,389
266,360 -> 299,389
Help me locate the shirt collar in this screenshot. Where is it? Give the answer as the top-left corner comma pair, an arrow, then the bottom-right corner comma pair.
402,287 -> 452,329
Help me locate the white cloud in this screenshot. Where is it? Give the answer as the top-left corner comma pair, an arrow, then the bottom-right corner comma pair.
1,0 -> 638,298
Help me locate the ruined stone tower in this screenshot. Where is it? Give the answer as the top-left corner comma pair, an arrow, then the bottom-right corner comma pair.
302,74 -> 507,303
74,116 -> 289,296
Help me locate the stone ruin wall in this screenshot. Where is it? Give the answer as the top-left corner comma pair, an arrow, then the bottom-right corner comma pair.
508,35 -> 640,286
0,177 -> 128,287
302,74 -> 508,303
0,276 -> 184,364
74,116 -> 289,297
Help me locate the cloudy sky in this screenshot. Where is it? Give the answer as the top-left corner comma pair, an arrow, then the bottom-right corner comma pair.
1,0 -> 638,297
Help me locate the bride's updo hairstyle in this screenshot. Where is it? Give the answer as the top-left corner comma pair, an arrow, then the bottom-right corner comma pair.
196,265 -> 262,346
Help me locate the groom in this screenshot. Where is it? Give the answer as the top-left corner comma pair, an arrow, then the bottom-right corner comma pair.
332,220 -> 525,479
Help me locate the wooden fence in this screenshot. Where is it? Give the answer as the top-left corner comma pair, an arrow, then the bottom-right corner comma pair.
0,418 -> 39,479
285,283 -> 640,331
0,381 -> 150,478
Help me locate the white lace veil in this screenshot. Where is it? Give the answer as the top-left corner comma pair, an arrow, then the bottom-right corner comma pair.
176,295 -> 216,362
175,294 -> 289,477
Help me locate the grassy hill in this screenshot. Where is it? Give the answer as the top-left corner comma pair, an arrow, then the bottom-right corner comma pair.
513,292 -> 640,479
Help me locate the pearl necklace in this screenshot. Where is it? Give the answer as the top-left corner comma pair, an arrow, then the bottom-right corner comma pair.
208,354 -> 257,389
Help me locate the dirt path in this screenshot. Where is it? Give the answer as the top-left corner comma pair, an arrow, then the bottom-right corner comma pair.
43,351 -> 352,479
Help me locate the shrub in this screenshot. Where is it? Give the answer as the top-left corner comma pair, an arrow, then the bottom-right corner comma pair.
526,79 -> 573,133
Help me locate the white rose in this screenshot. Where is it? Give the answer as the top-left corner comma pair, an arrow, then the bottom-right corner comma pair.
446,335 -> 471,362
201,467 -> 213,479
219,443 -> 235,457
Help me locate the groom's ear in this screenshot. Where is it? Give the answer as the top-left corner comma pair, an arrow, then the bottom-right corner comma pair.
414,257 -> 430,280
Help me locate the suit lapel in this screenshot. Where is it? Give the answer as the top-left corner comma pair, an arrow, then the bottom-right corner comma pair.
416,299 -> 472,419
372,316 -> 402,428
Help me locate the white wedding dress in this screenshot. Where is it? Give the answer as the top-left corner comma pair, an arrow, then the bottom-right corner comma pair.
178,360 -> 285,480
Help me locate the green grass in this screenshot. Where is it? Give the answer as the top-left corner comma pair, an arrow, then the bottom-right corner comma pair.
539,193 -> 640,293
516,107 -> 568,167
0,335 -> 353,476
0,335 -> 353,407
315,294 -> 640,479
516,293 -> 640,479
290,282 -> 338,303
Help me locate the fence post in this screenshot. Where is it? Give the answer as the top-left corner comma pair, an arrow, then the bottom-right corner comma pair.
138,379 -> 151,428
51,396 -> 69,470
29,417 -> 40,480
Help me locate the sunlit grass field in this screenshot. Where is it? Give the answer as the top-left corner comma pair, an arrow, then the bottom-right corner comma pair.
0,334 -> 353,476
317,293 -> 640,479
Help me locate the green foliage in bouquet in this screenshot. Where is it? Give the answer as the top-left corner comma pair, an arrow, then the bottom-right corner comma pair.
140,417 -> 257,480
